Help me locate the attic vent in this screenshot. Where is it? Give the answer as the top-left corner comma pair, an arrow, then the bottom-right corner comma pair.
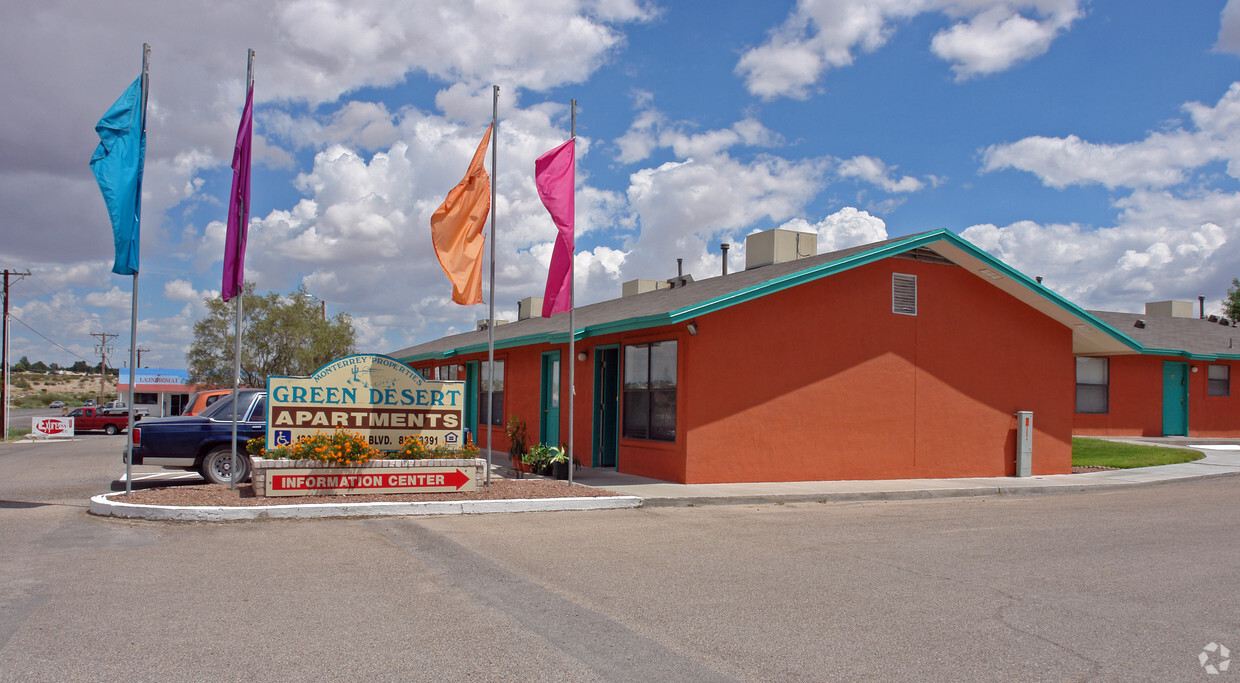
892,273 -> 917,316
895,247 -> 956,266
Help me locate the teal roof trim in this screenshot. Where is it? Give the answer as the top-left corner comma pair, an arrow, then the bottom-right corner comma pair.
400,229 -> 1237,363
930,232 -> 1144,354
665,230 -> 950,323
1132,347 -> 1240,362
398,330 -> 569,364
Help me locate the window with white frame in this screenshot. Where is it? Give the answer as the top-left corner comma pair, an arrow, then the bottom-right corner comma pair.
1208,364 -> 1230,397
1075,357 -> 1109,414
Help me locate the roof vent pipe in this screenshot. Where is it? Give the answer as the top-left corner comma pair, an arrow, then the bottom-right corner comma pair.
1200,295 -> 1206,319
720,243 -> 730,276
1035,276 -> 1043,284
677,258 -> 683,278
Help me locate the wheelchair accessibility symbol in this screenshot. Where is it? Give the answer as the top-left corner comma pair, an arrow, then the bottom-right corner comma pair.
273,430 -> 293,446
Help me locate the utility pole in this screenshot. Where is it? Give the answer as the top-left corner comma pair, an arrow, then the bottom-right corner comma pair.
2,269 -> 31,440
136,347 -> 149,368
91,331 -> 118,402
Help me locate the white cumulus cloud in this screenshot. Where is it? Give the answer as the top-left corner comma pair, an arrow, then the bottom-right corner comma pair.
982,83 -> 1240,190
737,0 -> 1082,99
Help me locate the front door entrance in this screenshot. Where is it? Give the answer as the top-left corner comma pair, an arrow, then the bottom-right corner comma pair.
540,351 -> 561,446
593,346 -> 619,467
1162,361 -> 1189,436
465,361 -> 479,445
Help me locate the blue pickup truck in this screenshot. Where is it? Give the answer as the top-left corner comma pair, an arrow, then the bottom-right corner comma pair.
127,389 -> 266,485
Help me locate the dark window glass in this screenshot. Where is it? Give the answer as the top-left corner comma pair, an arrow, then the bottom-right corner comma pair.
622,341 -> 676,441
247,396 -> 266,422
478,359 -> 505,426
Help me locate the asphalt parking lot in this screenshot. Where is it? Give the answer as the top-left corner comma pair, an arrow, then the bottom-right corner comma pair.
2,437 -> 1238,681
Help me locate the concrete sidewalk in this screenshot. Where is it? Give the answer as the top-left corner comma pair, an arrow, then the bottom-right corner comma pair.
543,440 -> 1240,506
90,440 -> 1240,521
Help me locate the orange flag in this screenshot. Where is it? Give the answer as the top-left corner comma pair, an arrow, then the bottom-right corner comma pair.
431,124 -> 492,305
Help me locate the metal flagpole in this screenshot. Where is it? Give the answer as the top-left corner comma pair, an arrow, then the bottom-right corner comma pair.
124,43 -> 151,496
568,100 -> 576,486
230,49 -> 254,491
485,85 -> 498,486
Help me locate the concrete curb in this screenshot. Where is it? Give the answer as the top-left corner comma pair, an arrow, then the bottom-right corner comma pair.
639,469 -> 1240,507
89,492 -> 644,521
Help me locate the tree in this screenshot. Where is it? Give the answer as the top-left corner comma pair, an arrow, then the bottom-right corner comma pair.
70,360 -> 90,373
186,283 -> 357,387
30,361 -> 49,373
1224,278 -> 1240,321
12,356 -> 30,372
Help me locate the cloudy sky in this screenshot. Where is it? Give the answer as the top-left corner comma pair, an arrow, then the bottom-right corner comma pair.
4,0 -> 1240,369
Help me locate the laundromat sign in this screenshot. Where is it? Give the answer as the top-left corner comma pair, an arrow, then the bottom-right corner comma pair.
266,354 -> 464,452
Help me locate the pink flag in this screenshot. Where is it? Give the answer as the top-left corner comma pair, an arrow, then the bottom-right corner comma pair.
222,83 -> 254,302
535,138 -> 575,317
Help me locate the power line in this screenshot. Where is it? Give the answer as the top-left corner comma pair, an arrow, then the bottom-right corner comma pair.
7,314 -> 90,362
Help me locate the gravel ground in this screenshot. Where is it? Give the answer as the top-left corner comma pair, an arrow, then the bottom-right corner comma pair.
113,478 -> 622,507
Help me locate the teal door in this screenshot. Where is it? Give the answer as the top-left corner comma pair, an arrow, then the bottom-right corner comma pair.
593,346 -> 620,468
465,361 -> 479,445
540,351 -> 561,446
1162,361 -> 1189,436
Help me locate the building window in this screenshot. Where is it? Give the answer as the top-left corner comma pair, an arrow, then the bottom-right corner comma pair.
478,359 -> 505,426
1076,357 -> 1109,414
892,273 -> 917,315
433,364 -> 460,381
1208,364 -> 1230,397
623,341 -> 677,441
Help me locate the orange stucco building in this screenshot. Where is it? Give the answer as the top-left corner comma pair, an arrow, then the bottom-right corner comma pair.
1073,305 -> 1239,438
397,229 -> 1193,484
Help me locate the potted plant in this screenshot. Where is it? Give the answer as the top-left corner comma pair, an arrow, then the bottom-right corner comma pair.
505,415 -> 529,474
522,443 -> 556,476
549,447 -> 570,480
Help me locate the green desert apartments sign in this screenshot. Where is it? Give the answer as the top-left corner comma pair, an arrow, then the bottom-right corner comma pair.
266,353 -> 465,451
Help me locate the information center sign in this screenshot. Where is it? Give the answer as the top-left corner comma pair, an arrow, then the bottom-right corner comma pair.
265,467 -> 475,497
266,354 -> 465,452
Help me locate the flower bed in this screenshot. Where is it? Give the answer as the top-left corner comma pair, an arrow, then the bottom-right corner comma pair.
247,429 -> 484,497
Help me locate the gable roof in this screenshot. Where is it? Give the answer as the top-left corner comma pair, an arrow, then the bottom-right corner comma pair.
1088,310 -> 1240,360
392,229 -> 1141,363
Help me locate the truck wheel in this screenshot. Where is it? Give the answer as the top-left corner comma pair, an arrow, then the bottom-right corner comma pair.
201,446 -> 250,486
104,424 -> 119,436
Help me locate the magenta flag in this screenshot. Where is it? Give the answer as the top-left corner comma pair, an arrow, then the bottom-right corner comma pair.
535,138 -> 575,317
222,83 -> 254,302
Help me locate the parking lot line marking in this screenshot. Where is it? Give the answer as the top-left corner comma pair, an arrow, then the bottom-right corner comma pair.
120,472 -> 201,482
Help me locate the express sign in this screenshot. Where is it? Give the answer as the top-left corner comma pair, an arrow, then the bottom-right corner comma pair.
266,354 -> 465,452
33,417 -> 73,438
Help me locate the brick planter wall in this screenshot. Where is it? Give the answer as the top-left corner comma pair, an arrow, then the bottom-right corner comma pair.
250,457 -> 487,497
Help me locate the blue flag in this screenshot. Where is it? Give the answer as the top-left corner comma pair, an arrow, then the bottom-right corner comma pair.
90,76 -> 146,275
